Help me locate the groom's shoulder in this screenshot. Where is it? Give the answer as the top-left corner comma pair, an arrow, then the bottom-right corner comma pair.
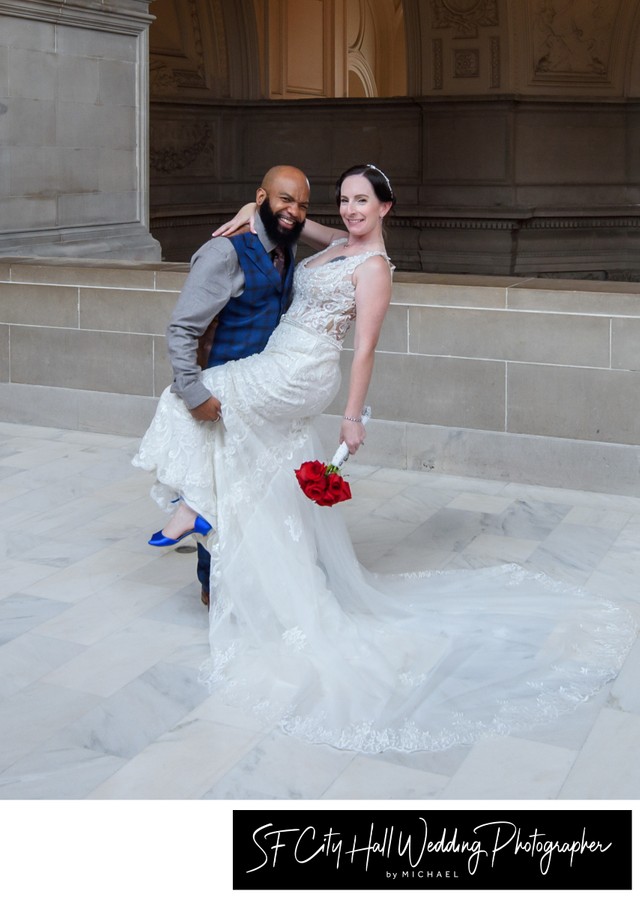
190,236 -> 236,267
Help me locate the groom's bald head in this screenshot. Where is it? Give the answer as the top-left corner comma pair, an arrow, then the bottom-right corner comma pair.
256,165 -> 310,246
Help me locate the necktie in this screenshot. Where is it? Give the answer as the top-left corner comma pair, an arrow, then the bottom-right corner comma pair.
272,246 -> 286,278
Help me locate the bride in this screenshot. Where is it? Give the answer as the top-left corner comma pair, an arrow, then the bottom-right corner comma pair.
133,164 -> 636,753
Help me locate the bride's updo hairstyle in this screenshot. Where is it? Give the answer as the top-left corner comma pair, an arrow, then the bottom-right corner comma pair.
335,163 -> 396,209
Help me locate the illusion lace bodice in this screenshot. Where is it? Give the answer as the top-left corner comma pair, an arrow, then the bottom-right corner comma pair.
285,239 -> 393,345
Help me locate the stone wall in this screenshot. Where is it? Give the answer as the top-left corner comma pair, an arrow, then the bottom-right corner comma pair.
1,258 -> 639,495
0,0 -> 160,260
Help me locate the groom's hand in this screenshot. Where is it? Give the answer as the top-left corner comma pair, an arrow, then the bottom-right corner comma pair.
190,395 -> 222,422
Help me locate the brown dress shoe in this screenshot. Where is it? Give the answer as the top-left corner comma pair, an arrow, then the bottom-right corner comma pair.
201,588 -> 210,607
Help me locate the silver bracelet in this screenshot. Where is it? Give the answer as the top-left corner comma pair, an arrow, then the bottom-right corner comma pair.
343,415 -> 362,423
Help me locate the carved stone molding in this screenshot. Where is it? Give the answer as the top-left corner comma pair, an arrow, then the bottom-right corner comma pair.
430,0 -> 498,39
454,48 -> 479,78
421,218 -> 520,230
150,0 -> 223,96
490,36 -> 500,88
433,38 -> 443,89
150,121 -> 214,174
525,217 -> 640,230
533,0 -> 618,80
150,61 -> 180,95
417,217 -> 640,233
0,0 -> 153,32
532,270 -> 608,280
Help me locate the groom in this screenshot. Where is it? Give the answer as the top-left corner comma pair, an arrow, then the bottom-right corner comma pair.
165,165 -> 311,607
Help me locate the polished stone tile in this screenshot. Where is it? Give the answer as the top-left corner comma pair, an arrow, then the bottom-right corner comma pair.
0,593 -> 68,644
32,581 -> 177,645
322,755 -> 449,799
410,471 -> 509,496
371,490 -> 452,525
446,492 -> 515,514
0,562 -> 61,600
0,746 -> 126,799
122,551 -> 199,591
502,481 -> 640,513
0,682 -> 101,773
373,742 -> 472,780
608,640 -> 640,715
366,547 -> 456,576
353,538 -> 406,569
586,516 -> 640,601
399,508 -> 489,555
559,708 -> 640,798
204,729 -> 355,800
440,736 -> 577,799
87,719 -> 261,799
461,533 -> 539,564
0,478 -> 35,506
3,527 -> 113,569
0,464 -> 26,482
9,495 -> 122,538
563,506 -> 632,530
479,499 -> 571,540
41,618 -> 204,697
0,633 -> 84,699
183,692 -> 271,734
529,523 -> 617,586
48,661 -> 210,760
0,423 -> 67,440
22,545 -> 161,603
349,517 -> 418,547
0,422 -> 638,800
143,582 -> 210,631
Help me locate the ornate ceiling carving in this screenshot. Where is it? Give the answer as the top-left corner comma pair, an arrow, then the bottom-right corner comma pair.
149,120 -> 215,175
430,0 -> 498,39
533,0 -> 619,79
149,0 -> 228,97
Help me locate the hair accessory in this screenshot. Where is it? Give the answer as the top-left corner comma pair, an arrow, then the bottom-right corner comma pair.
366,163 -> 393,196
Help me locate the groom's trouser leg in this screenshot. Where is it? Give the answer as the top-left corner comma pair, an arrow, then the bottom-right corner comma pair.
197,543 -> 211,593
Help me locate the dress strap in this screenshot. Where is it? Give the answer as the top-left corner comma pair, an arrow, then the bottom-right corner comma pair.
344,250 -> 395,274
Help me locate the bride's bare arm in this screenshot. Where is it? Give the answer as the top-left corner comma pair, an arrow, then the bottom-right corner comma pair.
301,219 -> 346,250
212,203 -> 257,237
212,203 -> 346,249
339,256 -> 392,454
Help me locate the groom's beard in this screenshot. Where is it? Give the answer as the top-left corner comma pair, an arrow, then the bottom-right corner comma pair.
259,198 -> 305,247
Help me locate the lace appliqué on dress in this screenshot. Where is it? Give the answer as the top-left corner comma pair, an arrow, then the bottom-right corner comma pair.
285,239 -> 393,346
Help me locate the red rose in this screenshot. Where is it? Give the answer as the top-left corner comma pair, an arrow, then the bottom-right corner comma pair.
295,459 -> 353,507
295,460 -> 326,488
295,461 -> 351,506
314,488 -> 336,507
326,472 -> 352,503
304,481 -> 328,502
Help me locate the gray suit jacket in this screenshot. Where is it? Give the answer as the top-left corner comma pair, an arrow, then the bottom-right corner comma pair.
166,216 -> 285,410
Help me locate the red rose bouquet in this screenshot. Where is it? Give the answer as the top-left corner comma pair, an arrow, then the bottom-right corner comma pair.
295,459 -> 352,506
295,408 -> 371,507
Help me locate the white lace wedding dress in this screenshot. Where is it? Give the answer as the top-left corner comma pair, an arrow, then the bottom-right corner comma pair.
133,241 -> 636,753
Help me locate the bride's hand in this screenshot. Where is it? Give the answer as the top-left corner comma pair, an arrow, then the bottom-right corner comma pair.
212,202 -> 257,237
340,419 -> 366,455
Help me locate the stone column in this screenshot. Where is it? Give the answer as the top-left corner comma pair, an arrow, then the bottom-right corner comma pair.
0,0 -> 161,260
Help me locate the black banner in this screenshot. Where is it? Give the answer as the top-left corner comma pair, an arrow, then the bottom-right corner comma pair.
233,809 -> 631,891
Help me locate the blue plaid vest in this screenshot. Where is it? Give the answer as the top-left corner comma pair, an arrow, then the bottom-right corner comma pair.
206,233 -> 294,368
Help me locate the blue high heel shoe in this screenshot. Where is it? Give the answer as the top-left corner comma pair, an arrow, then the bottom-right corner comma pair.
148,515 -> 212,547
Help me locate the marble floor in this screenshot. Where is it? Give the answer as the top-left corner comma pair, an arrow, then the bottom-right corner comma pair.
1,420 -> 640,802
